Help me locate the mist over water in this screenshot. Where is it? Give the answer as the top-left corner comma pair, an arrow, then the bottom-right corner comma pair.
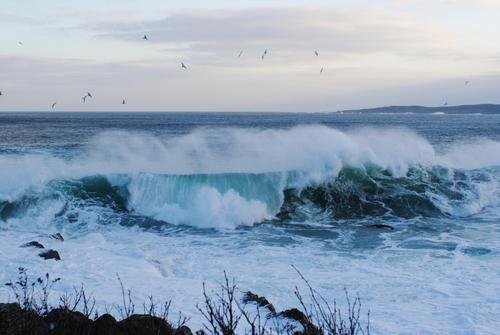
0,112 -> 499,334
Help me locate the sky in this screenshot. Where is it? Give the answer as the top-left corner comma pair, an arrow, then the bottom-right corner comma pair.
1,0 -> 500,112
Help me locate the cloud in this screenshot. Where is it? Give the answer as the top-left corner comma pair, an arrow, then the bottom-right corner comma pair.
1,4 -> 500,111
87,7 -> 463,60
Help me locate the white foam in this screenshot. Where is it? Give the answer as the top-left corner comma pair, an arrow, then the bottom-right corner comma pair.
0,220 -> 499,334
439,140 -> 500,169
1,127 -> 500,334
0,126 -> 498,228
129,185 -> 271,228
1,126 -> 498,196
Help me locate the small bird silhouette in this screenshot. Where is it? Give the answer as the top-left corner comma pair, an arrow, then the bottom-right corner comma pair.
122,99 -> 126,105
465,81 -> 470,86
261,49 -> 267,60
0,91 -> 2,96
315,50 -> 319,56
143,35 -> 148,40
238,50 -> 243,58
18,41 -> 23,46
320,67 -> 324,74
82,96 -> 87,103
51,102 -> 57,109
443,102 -> 448,106
87,92 -> 92,98
181,62 -> 188,69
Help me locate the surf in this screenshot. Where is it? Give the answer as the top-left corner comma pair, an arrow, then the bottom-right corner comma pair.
0,126 -> 499,229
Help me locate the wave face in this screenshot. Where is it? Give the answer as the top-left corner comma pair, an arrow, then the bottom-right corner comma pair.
0,126 -> 499,229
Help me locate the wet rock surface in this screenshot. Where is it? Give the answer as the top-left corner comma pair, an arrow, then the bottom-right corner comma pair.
39,250 -> 61,261
21,241 -> 45,249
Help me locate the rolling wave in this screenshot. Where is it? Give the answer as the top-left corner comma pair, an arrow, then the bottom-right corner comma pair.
0,126 -> 499,228
0,166 -> 497,229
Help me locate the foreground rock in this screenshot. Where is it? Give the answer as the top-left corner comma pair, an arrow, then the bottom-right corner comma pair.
92,313 -> 125,335
50,233 -> 64,241
0,303 -> 191,335
118,314 -> 174,335
21,241 -> 45,249
39,249 -> 61,261
45,309 -> 92,335
174,326 -> 193,335
0,303 -> 48,335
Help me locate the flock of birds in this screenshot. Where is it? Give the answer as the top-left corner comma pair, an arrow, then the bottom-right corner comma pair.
1,34 -> 471,110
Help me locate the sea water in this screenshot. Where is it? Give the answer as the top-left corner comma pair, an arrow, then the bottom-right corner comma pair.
0,112 -> 499,334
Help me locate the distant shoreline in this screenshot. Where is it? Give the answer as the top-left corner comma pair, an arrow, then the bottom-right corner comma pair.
338,104 -> 500,115
1,104 -> 500,114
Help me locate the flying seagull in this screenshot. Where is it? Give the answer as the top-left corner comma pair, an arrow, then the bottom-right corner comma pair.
320,67 -> 324,74
465,80 -> 470,86
181,62 -> 188,69
143,35 -> 148,41
238,50 -> 243,58
87,92 -> 92,98
261,49 -> 267,60
51,102 -> 57,110
82,95 -> 87,103
122,99 -> 126,105
315,50 -> 319,56
18,41 -> 23,46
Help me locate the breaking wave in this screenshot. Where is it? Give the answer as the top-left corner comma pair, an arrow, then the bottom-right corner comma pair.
0,126 -> 499,229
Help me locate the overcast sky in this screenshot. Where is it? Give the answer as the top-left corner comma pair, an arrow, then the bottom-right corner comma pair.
1,0 -> 500,112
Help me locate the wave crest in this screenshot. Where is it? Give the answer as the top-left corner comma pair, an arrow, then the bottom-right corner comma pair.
0,126 -> 499,228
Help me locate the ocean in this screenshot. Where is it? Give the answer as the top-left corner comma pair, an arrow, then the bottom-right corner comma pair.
0,112 -> 499,334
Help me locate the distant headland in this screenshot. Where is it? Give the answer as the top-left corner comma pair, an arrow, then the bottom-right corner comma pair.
338,104 -> 500,114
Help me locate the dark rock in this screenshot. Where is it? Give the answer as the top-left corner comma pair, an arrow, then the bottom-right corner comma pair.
119,314 -> 173,335
39,249 -> 61,261
51,233 -> 64,241
92,313 -> 125,335
45,308 -> 92,335
174,326 -> 193,335
0,303 -> 48,335
369,224 -> 395,231
21,241 -> 45,249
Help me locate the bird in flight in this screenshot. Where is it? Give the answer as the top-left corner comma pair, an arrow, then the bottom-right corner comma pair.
315,50 -> 319,56
143,35 -> 148,41
51,102 -> 57,109
18,41 -> 23,46
261,49 -> 267,60
87,92 -> 92,98
320,67 -> 324,74
122,99 -> 126,105
181,62 -> 188,69
238,50 -> 243,58
82,95 -> 87,103
465,81 -> 470,85
443,102 -> 448,106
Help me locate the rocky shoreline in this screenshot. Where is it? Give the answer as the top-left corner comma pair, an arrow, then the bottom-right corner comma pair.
0,303 -> 192,335
0,266 -> 371,335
